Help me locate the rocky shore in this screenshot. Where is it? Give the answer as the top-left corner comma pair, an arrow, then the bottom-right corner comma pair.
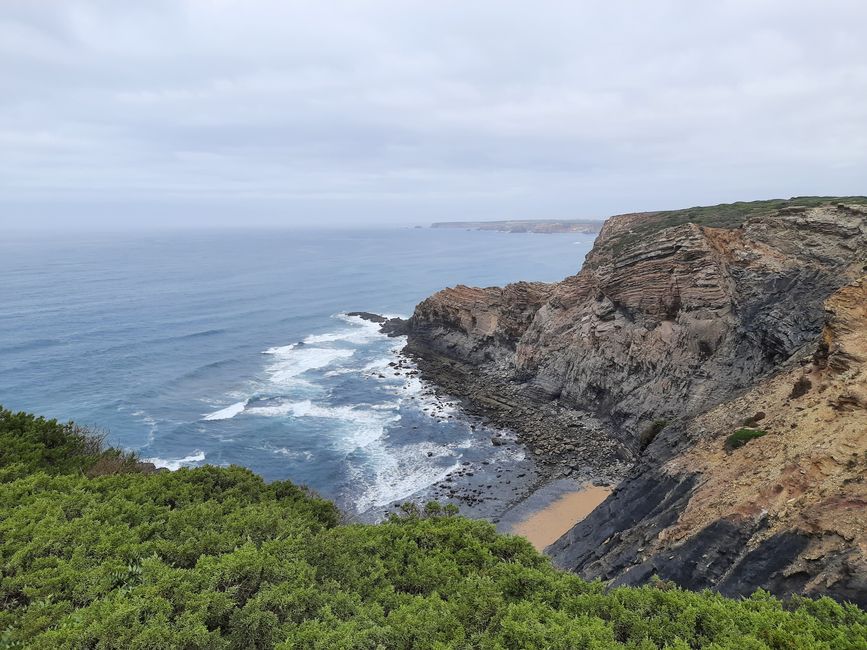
400,342 -> 630,484
347,315 -> 600,526
373,199 -> 867,605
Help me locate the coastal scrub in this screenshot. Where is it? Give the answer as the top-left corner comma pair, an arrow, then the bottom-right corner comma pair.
1,408 -> 864,649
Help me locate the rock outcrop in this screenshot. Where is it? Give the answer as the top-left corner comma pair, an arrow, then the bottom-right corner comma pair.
550,277 -> 867,606
402,199 -> 867,603
405,282 -> 630,482
408,203 -> 866,450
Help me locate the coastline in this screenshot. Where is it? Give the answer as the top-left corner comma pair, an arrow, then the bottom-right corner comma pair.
401,339 -> 631,485
351,314 -> 622,548
352,359 -> 550,525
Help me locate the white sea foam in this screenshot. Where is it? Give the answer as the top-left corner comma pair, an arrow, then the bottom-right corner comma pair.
202,400 -> 248,421
273,447 -> 314,461
301,313 -> 389,345
193,309 -> 488,513
323,368 -> 354,377
361,347 -> 462,422
351,428 -> 527,513
391,368 -> 460,417
371,402 -> 399,411
145,450 -> 206,471
205,317 -> 386,429
352,443 -> 463,512
131,409 -> 158,444
263,343 -> 296,355
303,329 -> 378,345
362,355 -> 394,373
245,398 -> 400,450
265,347 -> 355,386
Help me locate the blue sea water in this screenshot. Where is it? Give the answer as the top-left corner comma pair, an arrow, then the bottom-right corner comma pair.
1,228 -> 594,512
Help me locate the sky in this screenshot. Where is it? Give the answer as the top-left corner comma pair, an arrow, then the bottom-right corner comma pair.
1,1 -> 866,230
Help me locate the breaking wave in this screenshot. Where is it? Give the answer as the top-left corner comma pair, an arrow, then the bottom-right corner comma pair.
245,398 -> 400,451
202,400 -> 248,421
145,450 -> 206,471
195,311 -> 514,514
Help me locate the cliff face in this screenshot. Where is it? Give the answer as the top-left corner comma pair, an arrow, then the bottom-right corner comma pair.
406,281 -> 630,482
408,282 -> 553,369
404,200 -> 867,602
549,277 -> 867,605
409,204 -> 866,451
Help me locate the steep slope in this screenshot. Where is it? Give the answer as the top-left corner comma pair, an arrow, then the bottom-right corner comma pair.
408,203 -> 865,453
516,203 -> 866,444
403,199 -> 867,602
549,277 -> 867,606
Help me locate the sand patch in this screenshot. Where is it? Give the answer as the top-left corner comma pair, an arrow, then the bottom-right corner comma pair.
511,485 -> 611,551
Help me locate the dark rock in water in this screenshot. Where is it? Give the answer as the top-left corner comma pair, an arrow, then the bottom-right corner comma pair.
346,311 -> 388,324
380,317 -> 409,337
346,311 -> 410,337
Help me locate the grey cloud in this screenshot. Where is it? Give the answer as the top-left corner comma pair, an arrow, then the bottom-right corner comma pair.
1,0 -> 866,229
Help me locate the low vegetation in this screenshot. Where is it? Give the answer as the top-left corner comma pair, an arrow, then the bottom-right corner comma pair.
602,196 -> 867,256
1,407 -> 865,649
725,427 -> 769,450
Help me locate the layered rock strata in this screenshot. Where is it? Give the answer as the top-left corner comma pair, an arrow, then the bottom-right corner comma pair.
407,204 -> 866,451
401,201 -> 867,602
549,277 -> 867,606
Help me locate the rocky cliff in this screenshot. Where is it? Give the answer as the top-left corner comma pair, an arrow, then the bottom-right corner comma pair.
403,198 -> 867,603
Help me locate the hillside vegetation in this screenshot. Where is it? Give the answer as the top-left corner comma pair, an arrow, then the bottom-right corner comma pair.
1,408 -> 865,649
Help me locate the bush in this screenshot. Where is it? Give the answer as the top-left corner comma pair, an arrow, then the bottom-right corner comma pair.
0,407 -> 864,649
726,428 -> 768,450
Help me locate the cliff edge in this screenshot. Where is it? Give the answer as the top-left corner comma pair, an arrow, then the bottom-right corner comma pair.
403,198 -> 867,603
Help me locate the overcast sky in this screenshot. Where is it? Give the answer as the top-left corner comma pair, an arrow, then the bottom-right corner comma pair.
2,1 -> 866,230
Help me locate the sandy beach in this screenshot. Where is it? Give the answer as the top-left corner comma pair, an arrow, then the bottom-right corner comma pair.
510,484 -> 611,551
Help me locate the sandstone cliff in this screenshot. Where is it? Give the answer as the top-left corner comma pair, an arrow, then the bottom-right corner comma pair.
403,199 -> 867,603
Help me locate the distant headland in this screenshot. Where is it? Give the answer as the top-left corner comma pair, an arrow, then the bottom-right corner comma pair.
430,219 -> 603,234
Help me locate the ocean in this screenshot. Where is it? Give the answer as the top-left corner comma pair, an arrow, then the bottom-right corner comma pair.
1,227 -> 594,514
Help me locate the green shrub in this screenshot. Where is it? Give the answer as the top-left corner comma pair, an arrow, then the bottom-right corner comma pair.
726,428 -> 768,450
0,407 -> 864,649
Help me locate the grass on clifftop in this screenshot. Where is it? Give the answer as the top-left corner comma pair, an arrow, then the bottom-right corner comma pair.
1,407 -> 865,649
601,196 -> 867,257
